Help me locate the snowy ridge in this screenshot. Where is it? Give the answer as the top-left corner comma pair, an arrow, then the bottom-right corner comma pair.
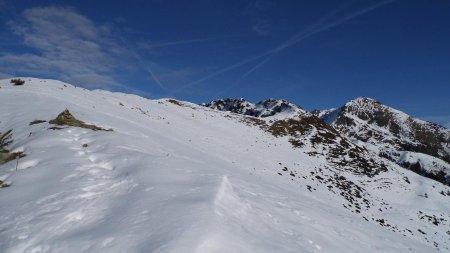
0,78 -> 450,252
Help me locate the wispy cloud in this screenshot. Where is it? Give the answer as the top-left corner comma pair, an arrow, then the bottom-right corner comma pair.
252,19 -> 273,36
245,0 -> 277,36
0,6 -> 126,89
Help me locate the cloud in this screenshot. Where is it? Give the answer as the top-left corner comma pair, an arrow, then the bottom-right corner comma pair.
0,6 -> 126,89
252,19 -> 273,36
245,1 -> 277,36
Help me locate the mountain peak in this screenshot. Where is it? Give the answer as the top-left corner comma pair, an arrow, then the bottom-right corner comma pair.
344,97 -> 383,110
319,96 -> 450,185
347,96 -> 379,104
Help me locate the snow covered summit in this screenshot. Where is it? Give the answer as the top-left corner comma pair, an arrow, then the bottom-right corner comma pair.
0,78 -> 449,253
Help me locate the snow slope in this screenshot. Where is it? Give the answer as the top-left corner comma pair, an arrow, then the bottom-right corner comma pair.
0,78 -> 449,252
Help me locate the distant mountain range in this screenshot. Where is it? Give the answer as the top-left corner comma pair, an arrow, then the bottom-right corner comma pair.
204,97 -> 450,185
202,98 -> 305,118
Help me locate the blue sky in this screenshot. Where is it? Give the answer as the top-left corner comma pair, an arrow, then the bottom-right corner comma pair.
0,0 -> 449,127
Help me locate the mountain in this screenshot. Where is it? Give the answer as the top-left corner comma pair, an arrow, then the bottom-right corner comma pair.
202,98 -> 305,118
317,97 -> 450,185
1,78 -> 450,252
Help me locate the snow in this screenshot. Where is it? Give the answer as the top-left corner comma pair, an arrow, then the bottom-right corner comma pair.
397,151 -> 450,174
0,78 -> 449,252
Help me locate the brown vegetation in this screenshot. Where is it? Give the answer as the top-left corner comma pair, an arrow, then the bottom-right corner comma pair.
49,109 -> 112,131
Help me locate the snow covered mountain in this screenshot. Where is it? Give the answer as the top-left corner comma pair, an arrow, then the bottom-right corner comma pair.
317,97 -> 450,185
1,78 -> 450,252
203,98 -> 305,118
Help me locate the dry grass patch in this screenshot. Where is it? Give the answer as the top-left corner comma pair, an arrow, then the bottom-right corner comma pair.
0,129 -> 26,166
10,79 -> 25,86
29,119 -> 47,125
49,109 -> 112,131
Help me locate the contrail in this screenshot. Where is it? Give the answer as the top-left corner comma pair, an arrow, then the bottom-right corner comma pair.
130,47 -> 166,90
178,51 -> 272,90
123,34 -> 239,89
274,1 -> 352,54
217,2 -> 351,95
144,35 -> 235,49
281,0 -> 396,50
178,2 -> 346,92
258,0 -> 396,74
212,54 -> 275,99
118,36 -> 166,90
263,0 -> 395,55
179,0 -> 395,91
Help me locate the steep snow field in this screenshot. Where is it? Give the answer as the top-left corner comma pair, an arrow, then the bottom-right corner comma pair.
0,78 -> 449,252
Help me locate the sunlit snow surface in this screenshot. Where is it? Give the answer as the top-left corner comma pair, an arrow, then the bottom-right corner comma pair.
0,78 -> 449,252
